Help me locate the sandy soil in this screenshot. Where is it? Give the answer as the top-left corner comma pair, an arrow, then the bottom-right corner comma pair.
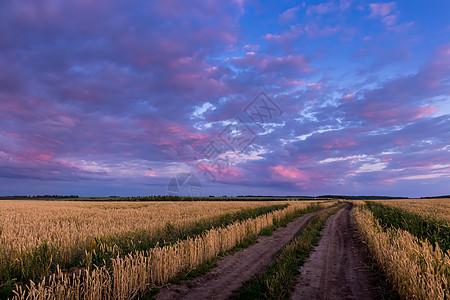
156,209 -> 326,300
292,204 -> 398,300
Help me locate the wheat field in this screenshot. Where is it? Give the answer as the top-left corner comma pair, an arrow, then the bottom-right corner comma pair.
0,200 -> 333,299
372,198 -> 450,222
354,201 -> 450,300
0,200 -> 284,256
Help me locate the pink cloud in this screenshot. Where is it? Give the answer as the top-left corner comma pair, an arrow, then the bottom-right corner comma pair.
359,103 -> 435,126
197,162 -> 244,183
367,2 -> 412,31
307,2 -> 336,15
0,0 -> 448,197
271,165 -> 308,180
323,138 -> 357,149
243,44 -> 260,51
347,43 -> 450,126
342,94 -> 356,101
144,171 -> 155,177
304,23 -> 340,38
423,43 -> 450,82
15,148 -> 56,162
35,154 -> 53,161
281,79 -> 307,87
382,14 -> 397,26
154,0 -> 224,18
269,165 -> 327,190
11,1 -> 64,27
34,133 -> 65,146
279,7 -> 300,23
387,21 -> 414,32
264,24 -> 303,43
339,0 -> 352,11
0,131 -> 21,138
307,82 -> 323,90
407,106 -> 437,121
368,2 -> 396,18
153,125 -> 210,143
231,53 -> 309,74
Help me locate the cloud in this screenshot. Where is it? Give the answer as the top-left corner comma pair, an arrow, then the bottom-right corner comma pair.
304,23 -> 341,38
231,52 -> 309,74
263,24 -> 303,44
367,2 -> 413,32
307,2 -> 337,15
368,2 -> 396,18
344,43 -> 450,125
279,6 -> 300,23
0,0 -> 448,197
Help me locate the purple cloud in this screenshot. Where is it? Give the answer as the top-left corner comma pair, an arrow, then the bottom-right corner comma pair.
0,0 -> 449,197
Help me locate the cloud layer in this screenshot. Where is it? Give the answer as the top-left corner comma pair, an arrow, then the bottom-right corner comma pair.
0,0 -> 449,197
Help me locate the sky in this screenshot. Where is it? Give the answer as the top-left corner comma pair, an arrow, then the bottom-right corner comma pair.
0,0 -> 449,197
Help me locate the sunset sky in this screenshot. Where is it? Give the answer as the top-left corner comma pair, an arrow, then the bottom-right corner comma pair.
0,0 -> 449,197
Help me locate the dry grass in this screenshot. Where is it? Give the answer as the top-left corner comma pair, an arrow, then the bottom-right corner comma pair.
353,204 -> 450,300
10,201 -> 335,299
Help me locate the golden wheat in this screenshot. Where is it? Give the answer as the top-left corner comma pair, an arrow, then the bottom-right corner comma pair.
0,200 -> 291,269
371,198 -> 450,222
353,204 -> 450,300
11,201 -> 335,299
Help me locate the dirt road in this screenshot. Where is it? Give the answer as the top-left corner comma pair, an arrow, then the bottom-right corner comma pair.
292,204 -> 397,300
156,209 -> 326,300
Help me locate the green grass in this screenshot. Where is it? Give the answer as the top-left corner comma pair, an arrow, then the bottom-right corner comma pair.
231,204 -> 344,300
365,201 -> 450,252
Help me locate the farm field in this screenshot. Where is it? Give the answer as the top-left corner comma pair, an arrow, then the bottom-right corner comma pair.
0,200 -> 288,287
2,0 -> 448,299
0,199 -> 333,299
0,199 -> 292,262
1,198 -> 449,299
355,199 -> 450,299
372,198 -> 450,221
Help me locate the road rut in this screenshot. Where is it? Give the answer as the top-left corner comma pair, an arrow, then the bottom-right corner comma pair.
156,208 -> 327,300
292,204 -> 398,300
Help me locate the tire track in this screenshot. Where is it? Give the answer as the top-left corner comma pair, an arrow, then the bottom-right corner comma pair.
156,208 -> 328,300
292,204 -> 398,300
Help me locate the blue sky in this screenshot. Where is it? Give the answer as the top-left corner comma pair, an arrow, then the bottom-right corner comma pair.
0,0 -> 449,197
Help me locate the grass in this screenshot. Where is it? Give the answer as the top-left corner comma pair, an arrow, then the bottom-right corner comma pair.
365,201 -> 450,251
231,204 -> 344,299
